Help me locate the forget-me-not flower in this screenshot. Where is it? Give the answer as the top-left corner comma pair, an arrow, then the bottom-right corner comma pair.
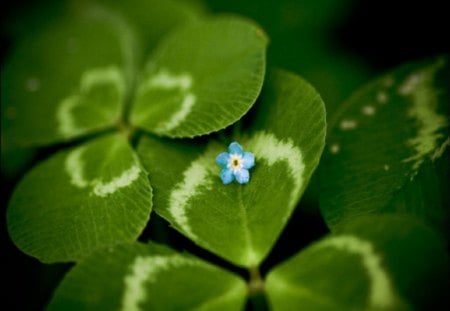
216,142 -> 255,185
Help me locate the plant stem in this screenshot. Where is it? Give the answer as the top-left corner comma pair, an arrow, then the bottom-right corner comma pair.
247,266 -> 269,310
116,119 -> 137,142
248,266 -> 264,295
247,292 -> 269,311
115,112 -> 143,150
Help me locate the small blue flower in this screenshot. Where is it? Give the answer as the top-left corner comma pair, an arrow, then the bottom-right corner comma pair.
216,142 -> 255,185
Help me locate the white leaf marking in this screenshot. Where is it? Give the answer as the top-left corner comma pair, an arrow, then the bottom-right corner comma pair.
398,73 -> 422,95
138,69 -> 196,131
340,119 -> 358,130
56,66 -> 124,138
57,95 -> 81,138
156,93 -> 196,132
376,91 -> 388,104
320,235 -> 398,309
329,143 -> 340,154
80,66 -> 125,95
247,131 -> 305,210
65,146 -> 89,188
362,105 -> 376,116
168,144 -> 218,238
432,137 -> 450,160
121,255 -> 200,311
65,146 -> 141,197
168,132 -> 304,250
92,165 -> 141,197
400,60 -> 448,171
142,69 -> 192,91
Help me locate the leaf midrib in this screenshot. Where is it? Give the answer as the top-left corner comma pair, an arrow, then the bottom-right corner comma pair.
190,281 -> 244,311
237,185 -> 256,266
268,275 -> 347,309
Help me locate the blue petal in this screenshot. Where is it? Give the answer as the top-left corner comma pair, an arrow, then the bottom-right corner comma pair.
220,168 -> 234,185
234,169 -> 250,184
216,152 -> 230,168
242,152 -> 255,169
228,142 -> 243,155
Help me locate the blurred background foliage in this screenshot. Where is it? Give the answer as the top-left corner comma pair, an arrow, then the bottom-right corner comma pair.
1,0 -> 447,309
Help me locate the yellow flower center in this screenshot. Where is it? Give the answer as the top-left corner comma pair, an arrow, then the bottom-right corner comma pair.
229,155 -> 242,171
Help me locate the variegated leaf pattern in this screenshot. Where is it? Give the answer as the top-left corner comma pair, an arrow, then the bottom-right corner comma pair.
266,215 -> 450,310
320,57 -> 450,235
130,16 -> 268,138
48,242 -> 247,311
1,7 -> 137,146
7,134 -> 152,263
137,70 -> 326,267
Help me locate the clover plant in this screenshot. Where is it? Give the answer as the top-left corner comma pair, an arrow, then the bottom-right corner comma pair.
2,0 -> 449,310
